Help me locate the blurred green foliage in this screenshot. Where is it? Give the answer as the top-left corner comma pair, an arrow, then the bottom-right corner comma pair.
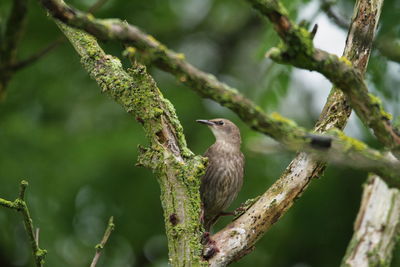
0,0 -> 399,266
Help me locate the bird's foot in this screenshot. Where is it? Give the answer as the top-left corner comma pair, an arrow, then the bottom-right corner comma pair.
201,232 -> 219,260
200,205 -> 205,224
201,231 -> 212,245
203,243 -> 220,260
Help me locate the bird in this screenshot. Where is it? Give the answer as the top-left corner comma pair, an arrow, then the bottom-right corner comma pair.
196,118 -> 245,232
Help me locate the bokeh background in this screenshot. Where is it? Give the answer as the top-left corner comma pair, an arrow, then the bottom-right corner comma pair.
1,0 -> 399,266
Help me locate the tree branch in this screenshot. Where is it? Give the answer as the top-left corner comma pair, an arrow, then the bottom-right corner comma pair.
375,35 -> 400,64
341,174 -> 400,266
320,0 -> 400,64
0,0 -> 111,97
321,0 -> 349,29
246,0 -> 400,156
10,36 -> 64,71
90,216 -> 115,267
36,0 -> 400,187
0,0 -> 28,99
207,0 -> 385,264
0,181 -> 47,267
33,1 -> 398,266
54,21 -> 207,266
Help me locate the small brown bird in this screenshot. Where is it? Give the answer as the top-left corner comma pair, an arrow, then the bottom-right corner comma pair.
197,118 -> 244,231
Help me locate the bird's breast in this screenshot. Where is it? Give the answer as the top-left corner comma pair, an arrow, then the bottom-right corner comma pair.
200,143 -> 244,214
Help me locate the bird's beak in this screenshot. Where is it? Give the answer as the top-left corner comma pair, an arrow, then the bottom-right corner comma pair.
196,119 -> 215,126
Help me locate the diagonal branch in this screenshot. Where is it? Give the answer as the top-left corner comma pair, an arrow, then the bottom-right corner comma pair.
375,35 -> 400,64
10,36 -> 64,71
320,0 -> 400,64
208,0 -> 385,264
35,1 -> 400,265
90,216 -> 115,267
37,0 -> 400,187
246,0 -> 400,156
321,0 -> 349,29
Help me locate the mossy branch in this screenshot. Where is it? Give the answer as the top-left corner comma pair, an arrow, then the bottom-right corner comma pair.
208,0 -> 386,264
0,181 -> 47,267
37,0 -> 400,187
90,216 -> 115,267
320,0 -> 400,64
37,1 -> 400,265
246,0 -> 400,156
54,21 -> 207,266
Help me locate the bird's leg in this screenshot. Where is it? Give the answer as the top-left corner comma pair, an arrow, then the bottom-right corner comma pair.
200,203 -> 205,224
201,231 -> 211,245
218,211 -> 235,216
200,203 -> 212,245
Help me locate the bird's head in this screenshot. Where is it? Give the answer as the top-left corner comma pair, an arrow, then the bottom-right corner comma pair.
196,118 -> 241,145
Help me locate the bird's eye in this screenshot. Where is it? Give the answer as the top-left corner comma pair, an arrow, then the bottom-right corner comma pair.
216,120 -> 224,126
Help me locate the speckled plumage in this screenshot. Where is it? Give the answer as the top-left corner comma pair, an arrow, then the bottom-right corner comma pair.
197,119 -> 244,231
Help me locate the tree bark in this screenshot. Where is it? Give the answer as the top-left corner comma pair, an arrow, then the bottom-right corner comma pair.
55,22 -> 207,266
342,174 -> 400,267
208,0 -> 386,265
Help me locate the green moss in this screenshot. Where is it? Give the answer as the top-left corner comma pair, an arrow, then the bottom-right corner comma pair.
297,27 -> 314,55
339,56 -> 352,67
60,22 -> 206,265
265,47 -> 282,60
368,93 -> 393,121
162,98 -> 193,157
122,46 -> 136,58
329,128 -> 368,152
270,112 -> 298,127
176,53 -> 185,60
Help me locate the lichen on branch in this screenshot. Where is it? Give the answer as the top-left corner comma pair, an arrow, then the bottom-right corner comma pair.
38,0 -> 400,188
247,0 -> 400,155
55,22 -> 207,266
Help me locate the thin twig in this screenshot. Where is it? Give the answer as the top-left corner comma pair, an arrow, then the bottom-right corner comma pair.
10,0 -> 111,71
90,216 -> 115,267
0,181 -> 47,267
11,36 -> 64,71
35,228 -> 40,246
321,0 -> 349,29
18,180 -> 28,200
87,0 -> 110,13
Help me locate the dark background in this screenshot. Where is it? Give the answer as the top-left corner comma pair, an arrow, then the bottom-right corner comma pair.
0,0 -> 399,266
